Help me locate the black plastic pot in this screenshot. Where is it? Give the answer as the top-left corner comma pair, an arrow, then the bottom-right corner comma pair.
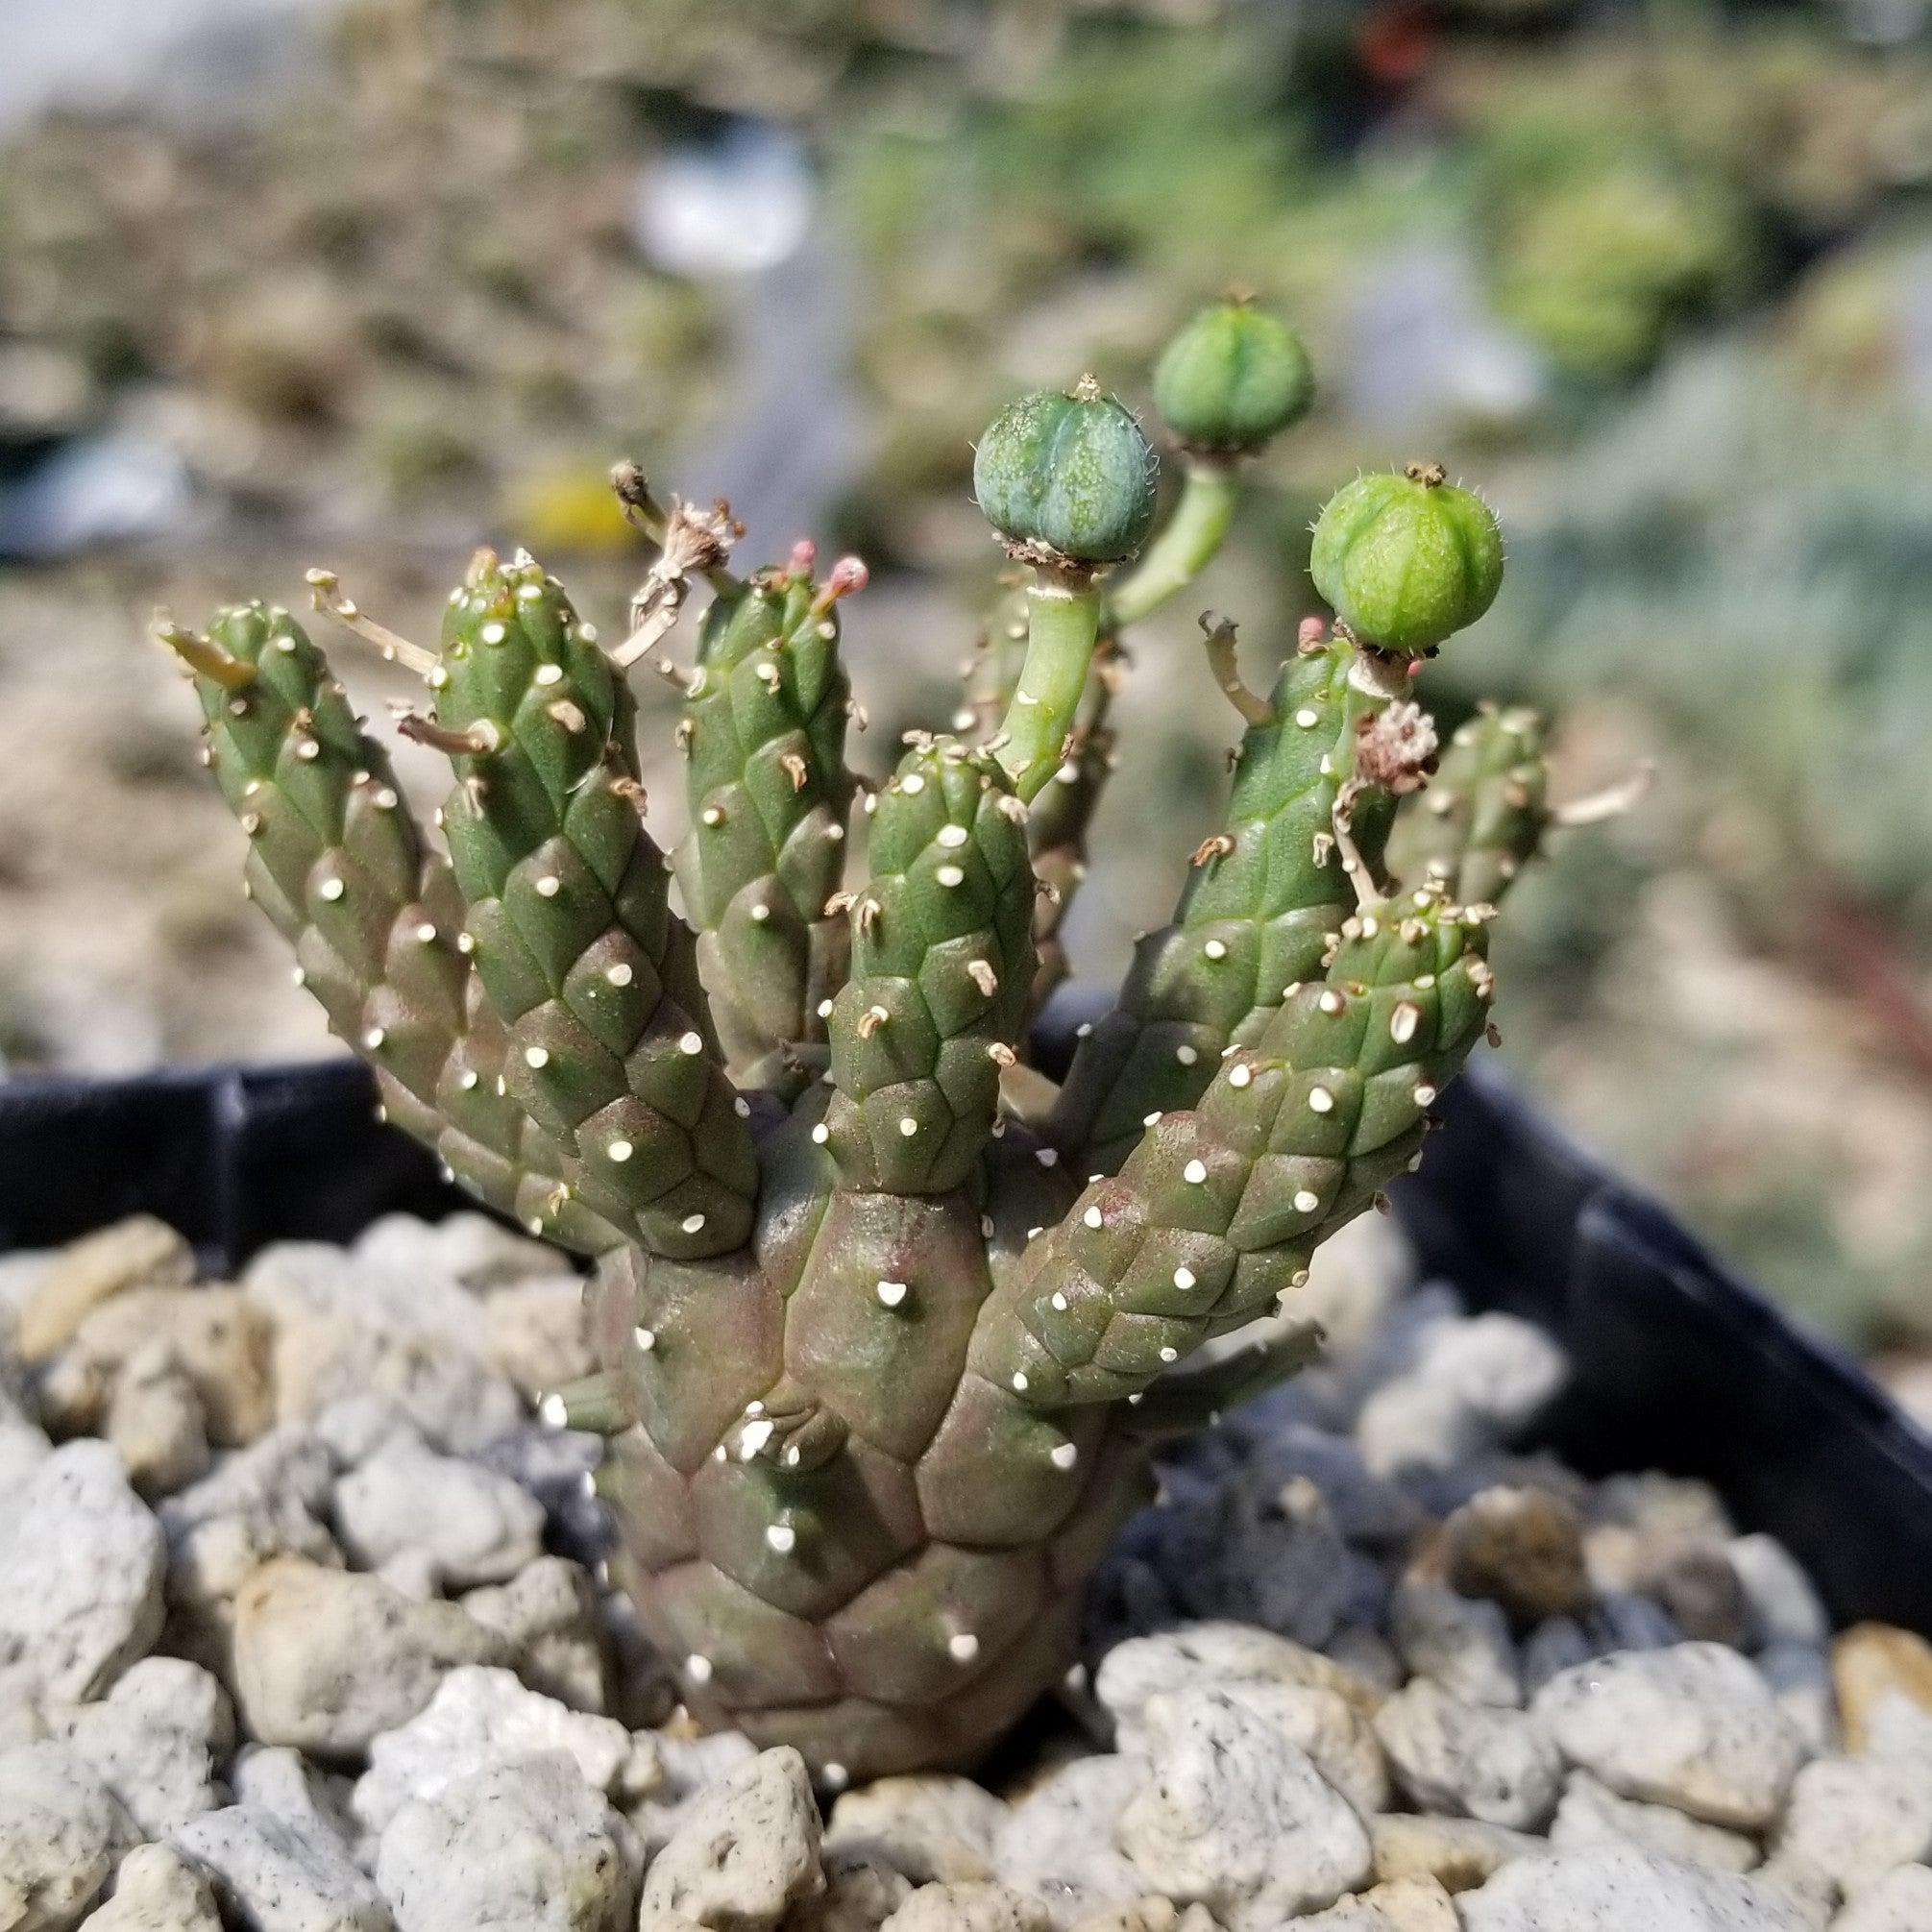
3,1042 -> 1929,1636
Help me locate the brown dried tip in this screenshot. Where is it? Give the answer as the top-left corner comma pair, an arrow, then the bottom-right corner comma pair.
1354,701 -> 1438,795
1405,460 -> 1448,489
660,499 -> 741,578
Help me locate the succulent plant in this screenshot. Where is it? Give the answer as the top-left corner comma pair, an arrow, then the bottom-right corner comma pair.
161,306 -> 1569,1783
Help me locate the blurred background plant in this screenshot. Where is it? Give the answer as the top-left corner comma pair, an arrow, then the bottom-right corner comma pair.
5,0 -> 1932,1391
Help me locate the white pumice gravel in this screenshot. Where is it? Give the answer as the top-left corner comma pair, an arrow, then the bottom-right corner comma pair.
0,1209 -> 1926,1929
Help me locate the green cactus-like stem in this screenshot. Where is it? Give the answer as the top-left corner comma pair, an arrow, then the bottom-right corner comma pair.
676,554 -> 858,1093
429,550 -> 758,1259
995,572 -> 1103,803
1105,460 -> 1240,630
163,606 -> 622,1254
1390,704 -> 1550,906
1049,630 -> 1400,1173
825,740 -> 1038,1194
973,888 -> 1494,1407
1025,672 -> 1117,1015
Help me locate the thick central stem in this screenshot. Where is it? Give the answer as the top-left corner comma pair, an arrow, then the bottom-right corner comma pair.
996,567 -> 1102,802
1105,459 -> 1239,628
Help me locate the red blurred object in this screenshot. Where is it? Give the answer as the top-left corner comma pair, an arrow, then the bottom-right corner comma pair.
1357,1 -> 1438,89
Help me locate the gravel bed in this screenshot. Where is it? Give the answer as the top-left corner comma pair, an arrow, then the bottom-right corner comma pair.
3,1209 -> 1930,1931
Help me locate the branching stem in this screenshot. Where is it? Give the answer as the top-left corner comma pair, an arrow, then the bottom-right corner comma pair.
996,566 -> 1103,802
1106,458 -> 1239,628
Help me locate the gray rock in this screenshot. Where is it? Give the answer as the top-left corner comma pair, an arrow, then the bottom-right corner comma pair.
171,1805 -> 392,1932
1729,1536 -> 1829,1651
1548,1772 -> 1759,1874
78,1844 -> 221,1932
230,1559 -> 509,1760
1834,1864 -> 1932,1932
1373,1680 -> 1562,1831
638,1746 -> 822,1930
877,1884 -> 1047,1932
1773,1752 -> 1932,1898
469,1427 -> 608,1572
825,1776 -> 1010,1885
157,1429 -> 340,1610
459,1558 -> 609,1714
1521,1619 -> 1595,1698
991,1754 -> 1147,1928
332,1431 -> 545,1589
1533,1643 -> 1805,1829
0,1743 -> 135,1932
1390,1581 -> 1522,1708
1355,1313 -> 1565,1478
1116,1689 -> 1373,1931
375,1755 -> 634,1932
57,1658 -> 232,1837
1760,1642 -> 1841,1757
1459,1844 -> 1812,1931
0,1442 -> 165,1706
353,1667 -> 655,1838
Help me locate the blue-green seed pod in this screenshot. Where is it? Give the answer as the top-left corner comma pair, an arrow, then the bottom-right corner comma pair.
973,380 -> 1158,567
1153,301 -> 1313,452
1309,462 -> 1504,655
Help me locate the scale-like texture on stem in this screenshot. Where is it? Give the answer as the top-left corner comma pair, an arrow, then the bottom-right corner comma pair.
975,891 -> 1492,1406
677,573 -> 854,1091
1390,704 -> 1550,904
182,605 -> 619,1252
433,550 -> 757,1259
1050,635 -> 1398,1171
825,742 -> 1037,1193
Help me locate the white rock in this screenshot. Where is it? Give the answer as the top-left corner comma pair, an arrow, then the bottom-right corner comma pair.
482,1277 -> 595,1399
230,1560 -> 508,1759
1366,1815 -> 1539,1893
49,1286 -> 275,1450
171,1805 -> 392,1932
1533,1643 -> 1805,1829
1729,1536 -> 1830,1651
877,1883 -> 1048,1932
1773,1752 -> 1932,1897
1295,1878 -> 1459,1932
376,1754 -> 635,1932
796,1857 -> 913,1932
1115,1677 -> 1387,1818
0,1382 -> 52,1496
0,1441 -> 165,1705
242,1243 -> 519,1453
1459,1844 -> 1813,1931
1115,1689 -> 1373,1931
333,1431 -> 545,1589
1834,1864 -> 1932,1931
1549,1772 -> 1758,1874
992,1754 -> 1148,1928
78,1844 -> 221,1932
352,1666 -> 653,1837
157,1429 -> 340,1609
1094,1625 -> 1382,1735
309,1396 -> 415,1469
1390,1581 -> 1522,1708
459,1557 -> 609,1714
0,1743 -> 135,1932
637,1746 -> 822,1930
103,1355 -> 209,1500
1373,1680 -> 1561,1831
56,1658 -> 232,1837
825,1776 -> 1011,1885
228,1748 -> 357,1858
352,1213 -> 561,1292
17,1216 -> 194,1362
631,1732 -> 762,1862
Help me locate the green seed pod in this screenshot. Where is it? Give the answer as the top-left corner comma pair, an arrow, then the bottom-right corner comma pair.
973,379 -> 1158,567
1153,301 -> 1313,453
1309,462 -> 1504,655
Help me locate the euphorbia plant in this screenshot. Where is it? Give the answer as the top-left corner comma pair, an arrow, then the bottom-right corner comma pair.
161,298 -> 1572,1784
